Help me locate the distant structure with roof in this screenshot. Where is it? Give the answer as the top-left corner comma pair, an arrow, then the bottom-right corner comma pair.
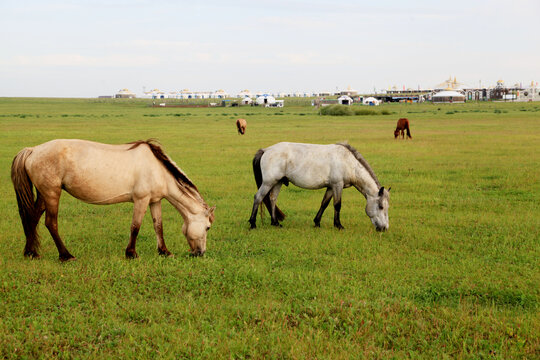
115,88 -> 136,98
109,78 -> 539,103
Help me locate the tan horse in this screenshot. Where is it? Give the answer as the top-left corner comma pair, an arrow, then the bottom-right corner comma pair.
11,139 -> 215,261
236,118 -> 247,135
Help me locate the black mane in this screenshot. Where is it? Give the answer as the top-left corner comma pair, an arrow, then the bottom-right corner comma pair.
128,139 -> 198,191
337,142 -> 381,188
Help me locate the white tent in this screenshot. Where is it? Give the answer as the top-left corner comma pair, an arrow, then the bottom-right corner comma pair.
432,90 -> 465,103
237,89 -> 252,98
256,95 -> 276,106
241,97 -> 253,105
338,95 -> 352,105
115,88 -> 136,98
363,97 -> 380,106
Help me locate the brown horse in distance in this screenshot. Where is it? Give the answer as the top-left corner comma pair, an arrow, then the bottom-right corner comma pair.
236,118 -> 247,135
394,118 -> 412,139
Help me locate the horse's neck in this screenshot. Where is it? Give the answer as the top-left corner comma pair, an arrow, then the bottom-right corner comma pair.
165,177 -> 205,218
353,164 -> 380,198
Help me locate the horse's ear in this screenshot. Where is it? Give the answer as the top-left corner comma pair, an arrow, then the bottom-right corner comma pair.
378,187 -> 384,196
388,187 -> 391,192
206,205 -> 216,222
206,206 -> 216,216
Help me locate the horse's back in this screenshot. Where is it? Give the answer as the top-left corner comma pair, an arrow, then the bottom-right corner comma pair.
397,118 -> 409,127
262,142 -> 353,189
26,139 -> 167,204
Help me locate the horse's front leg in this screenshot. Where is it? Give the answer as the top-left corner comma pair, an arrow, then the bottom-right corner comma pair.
150,201 -> 172,257
126,197 -> 150,258
314,188 -> 332,227
332,185 -> 344,230
249,183 -> 273,229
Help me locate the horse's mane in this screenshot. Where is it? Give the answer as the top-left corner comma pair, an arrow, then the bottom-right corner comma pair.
128,140 -> 206,203
337,142 -> 381,188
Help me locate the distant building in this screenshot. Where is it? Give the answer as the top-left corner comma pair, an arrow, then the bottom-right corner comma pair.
337,95 -> 353,105
115,88 -> 136,98
255,95 -> 276,106
143,89 -> 165,99
213,89 -> 229,99
362,97 -> 381,106
432,90 -> 466,103
517,82 -> 540,101
435,76 -> 470,91
339,85 -> 358,96
237,89 -> 252,98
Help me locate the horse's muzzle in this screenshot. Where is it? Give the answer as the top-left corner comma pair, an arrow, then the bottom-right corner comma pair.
190,249 -> 205,257
376,226 -> 387,232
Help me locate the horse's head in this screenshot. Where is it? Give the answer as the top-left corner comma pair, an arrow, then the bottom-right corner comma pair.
182,205 -> 216,256
365,187 -> 390,232
394,130 -> 399,138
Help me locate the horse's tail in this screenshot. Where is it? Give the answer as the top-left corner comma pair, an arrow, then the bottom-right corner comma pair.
406,121 -> 412,138
11,148 -> 41,254
252,149 -> 285,221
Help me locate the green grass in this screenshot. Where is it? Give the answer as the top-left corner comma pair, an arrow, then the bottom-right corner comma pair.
0,98 -> 539,359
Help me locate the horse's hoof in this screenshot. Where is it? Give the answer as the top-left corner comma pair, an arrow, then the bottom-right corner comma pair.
24,252 -> 41,259
158,248 -> 173,257
59,255 -> 76,262
125,250 -> 139,259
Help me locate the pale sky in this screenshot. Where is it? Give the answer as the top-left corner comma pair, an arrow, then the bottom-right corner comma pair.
1,0 -> 539,97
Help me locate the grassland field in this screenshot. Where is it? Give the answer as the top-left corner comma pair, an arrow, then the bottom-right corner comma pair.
0,98 -> 538,359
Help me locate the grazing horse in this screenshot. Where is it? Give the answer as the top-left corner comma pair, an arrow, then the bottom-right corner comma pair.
236,118 -> 247,135
11,139 -> 215,261
394,118 -> 412,139
249,142 -> 390,231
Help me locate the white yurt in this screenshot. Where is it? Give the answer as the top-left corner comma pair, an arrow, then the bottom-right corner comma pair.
213,89 -> 229,99
115,88 -> 136,99
255,95 -> 276,106
241,97 -> 253,105
362,97 -> 380,106
337,95 -> 353,105
432,90 -> 466,103
237,89 -> 252,98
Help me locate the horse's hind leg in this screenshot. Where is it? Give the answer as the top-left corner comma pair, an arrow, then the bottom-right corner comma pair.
314,188 -> 333,227
249,183 -> 273,229
268,183 -> 283,227
150,201 -> 172,257
43,191 -> 75,261
24,192 -> 46,258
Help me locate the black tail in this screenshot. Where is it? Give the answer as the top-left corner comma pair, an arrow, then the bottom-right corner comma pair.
253,149 -> 285,221
11,148 -> 41,256
406,124 -> 412,138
